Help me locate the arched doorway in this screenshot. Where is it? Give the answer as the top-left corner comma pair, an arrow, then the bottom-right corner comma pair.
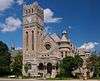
38,63 -> 44,77
47,63 -> 52,74
38,63 -> 44,70
24,62 -> 31,73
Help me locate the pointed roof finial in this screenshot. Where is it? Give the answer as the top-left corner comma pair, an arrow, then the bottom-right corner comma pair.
61,30 -> 70,42
62,30 -> 67,34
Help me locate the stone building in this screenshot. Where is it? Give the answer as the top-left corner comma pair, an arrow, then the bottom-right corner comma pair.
72,48 -> 93,79
22,2 -> 92,79
22,2 -> 76,78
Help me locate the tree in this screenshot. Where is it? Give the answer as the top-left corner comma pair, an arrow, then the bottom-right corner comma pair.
24,63 -> 32,74
10,54 -> 23,77
86,54 -> 97,70
92,54 -> 100,78
58,55 -> 83,78
87,53 -> 100,78
74,55 -> 83,68
94,56 -> 100,78
0,41 -> 11,76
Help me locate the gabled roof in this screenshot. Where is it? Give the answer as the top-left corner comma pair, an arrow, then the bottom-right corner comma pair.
50,33 -> 60,42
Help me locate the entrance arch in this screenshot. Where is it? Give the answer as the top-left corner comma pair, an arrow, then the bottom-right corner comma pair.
47,63 -> 52,74
38,63 -> 44,70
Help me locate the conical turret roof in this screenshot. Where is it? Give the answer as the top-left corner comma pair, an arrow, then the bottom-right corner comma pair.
61,30 -> 70,42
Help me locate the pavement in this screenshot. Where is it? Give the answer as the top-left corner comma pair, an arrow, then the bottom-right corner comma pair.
0,79 -> 100,81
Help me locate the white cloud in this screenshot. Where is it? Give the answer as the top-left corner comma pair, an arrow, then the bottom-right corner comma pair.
0,0 -> 14,11
15,47 -> 22,50
44,8 -> 62,23
1,17 -> 22,32
79,42 -> 99,50
16,0 -> 23,5
0,0 -> 23,12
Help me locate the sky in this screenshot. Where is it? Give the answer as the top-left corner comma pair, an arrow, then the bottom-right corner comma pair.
0,0 -> 100,52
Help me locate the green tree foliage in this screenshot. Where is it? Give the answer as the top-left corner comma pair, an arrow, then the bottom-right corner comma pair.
0,41 -> 11,76
24,63 -> 29,73
87,53 -> 100,78
86,54 -> 97,70
10,54 -> 22,77
74,55 -> 83,68
94,55 -> 100,78
58,55 -> 83,78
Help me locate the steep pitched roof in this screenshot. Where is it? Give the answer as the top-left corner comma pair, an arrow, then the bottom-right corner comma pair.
50,33 -> 60,42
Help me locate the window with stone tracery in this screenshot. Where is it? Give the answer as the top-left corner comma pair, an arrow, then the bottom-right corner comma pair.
45,43 -> 51,50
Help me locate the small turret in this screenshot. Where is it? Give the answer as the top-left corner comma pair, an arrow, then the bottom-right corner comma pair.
59,30 -> 72,58
61,30 -> 70,43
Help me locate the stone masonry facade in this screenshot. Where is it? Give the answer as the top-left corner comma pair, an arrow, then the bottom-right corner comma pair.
22,2 -> 92,79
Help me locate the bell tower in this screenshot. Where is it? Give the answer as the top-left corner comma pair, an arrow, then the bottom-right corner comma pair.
23,2 -> 44,53
23,2 -> 44,76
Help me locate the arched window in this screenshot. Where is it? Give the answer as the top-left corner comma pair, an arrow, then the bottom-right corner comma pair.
31,8 -> 35,13
47,63 -> 52,74
28,63 -> 31,69
61,52 -> 63,57
24,62 -> 31,73
32,31 -> 34,50
25,9 -> 31,14
26,31 -> 28,50
65,51 -> 67,57
26,62 -> 31,70
25,10 -> 28,14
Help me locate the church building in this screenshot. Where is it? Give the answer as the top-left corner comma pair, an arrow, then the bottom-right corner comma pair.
22,2 -> 92,79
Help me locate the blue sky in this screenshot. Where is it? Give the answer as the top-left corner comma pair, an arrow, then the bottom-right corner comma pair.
0,0 -> 100,52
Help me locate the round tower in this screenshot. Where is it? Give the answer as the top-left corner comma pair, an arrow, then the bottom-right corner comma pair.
59,31 -> 72,58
